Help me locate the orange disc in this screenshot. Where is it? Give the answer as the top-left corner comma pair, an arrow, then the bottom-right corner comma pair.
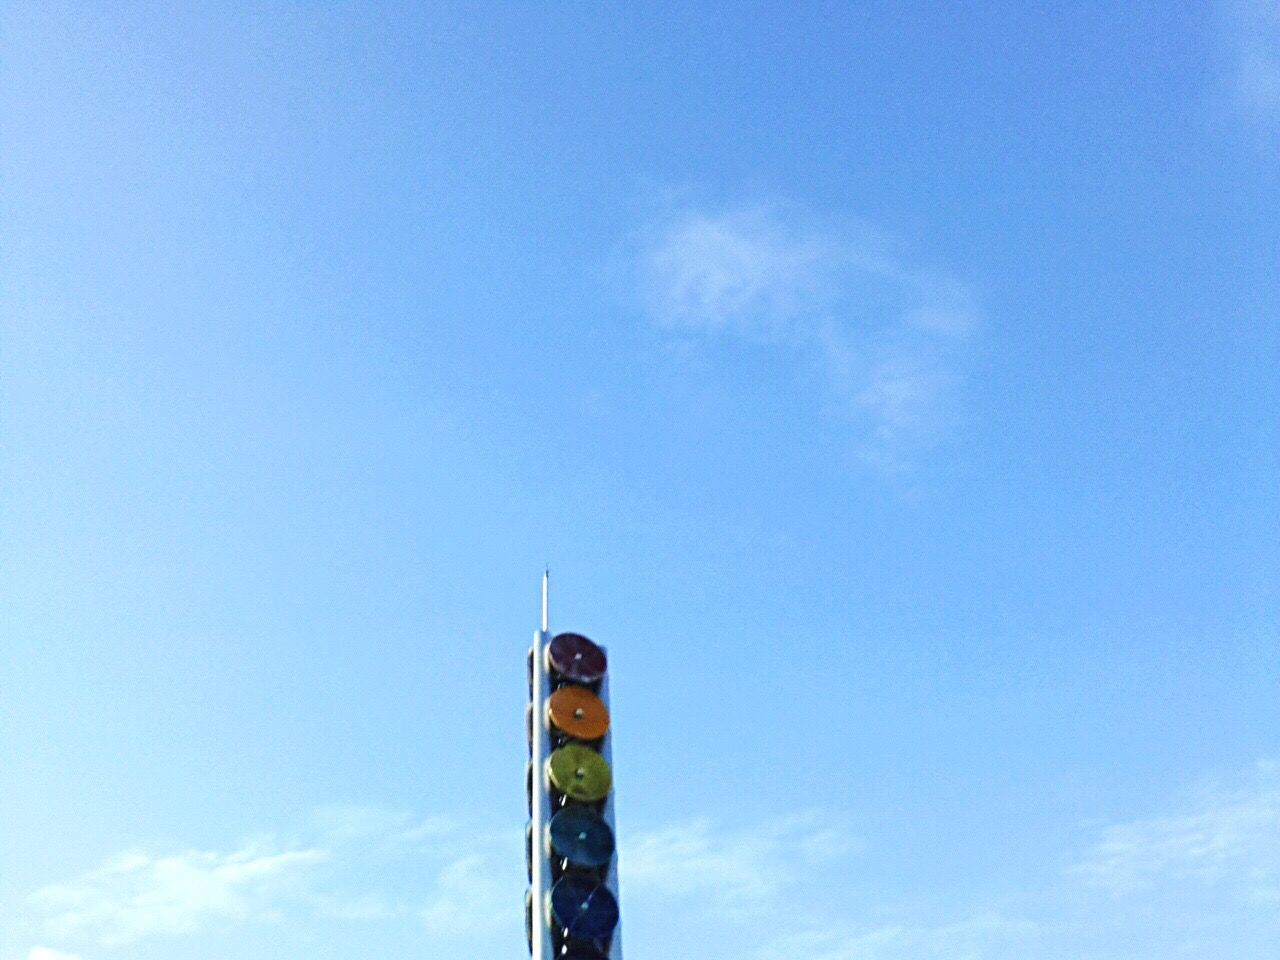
547,685 -> 610,740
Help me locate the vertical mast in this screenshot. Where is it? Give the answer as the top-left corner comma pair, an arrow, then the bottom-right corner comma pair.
526,575 -> 622,958
542,569 -> 549,634
529,574 -> 555,960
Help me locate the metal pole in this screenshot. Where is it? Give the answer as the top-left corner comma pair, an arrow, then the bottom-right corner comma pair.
529,571 -> 622,958
597,668 -> 623,960
529,577 -> 555,960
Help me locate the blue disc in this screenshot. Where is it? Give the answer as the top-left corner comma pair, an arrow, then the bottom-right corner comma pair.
548,807 -> 615,869
548,875 -> 619,941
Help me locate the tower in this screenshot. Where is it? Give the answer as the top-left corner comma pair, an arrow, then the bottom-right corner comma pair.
526,572 -> 623,959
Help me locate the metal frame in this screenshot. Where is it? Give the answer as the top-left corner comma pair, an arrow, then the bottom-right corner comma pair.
530,612 -> 555,960
529,571 -> 622,959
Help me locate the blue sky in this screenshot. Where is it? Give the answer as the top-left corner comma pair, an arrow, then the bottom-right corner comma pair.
2,2 -> 1278,958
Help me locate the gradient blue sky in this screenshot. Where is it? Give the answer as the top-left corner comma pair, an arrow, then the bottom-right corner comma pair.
3,3 -> 1278,959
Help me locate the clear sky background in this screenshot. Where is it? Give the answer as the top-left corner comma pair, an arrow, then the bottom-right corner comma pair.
2,3 -> 1278,959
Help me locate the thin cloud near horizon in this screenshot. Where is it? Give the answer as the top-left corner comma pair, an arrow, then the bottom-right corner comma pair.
19,761 -> 1280,959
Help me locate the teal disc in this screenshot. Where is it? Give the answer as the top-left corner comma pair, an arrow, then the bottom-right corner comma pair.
548,806 -> 615,869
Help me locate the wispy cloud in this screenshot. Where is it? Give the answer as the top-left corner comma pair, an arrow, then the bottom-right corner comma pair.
312,803 -> 413,841
21,806 -> 859,955
420,847 -> 517,938
1069,760 -> 1280,900
639,204 -> 979,471
758,914 -> 1040,960
308,809 -> 521,941
30,842 -> 329,947
623,763 -> 1280,960
23,768 -> 1280,959
23,808 -> 518,953
751,762 -> 1280,960
619,812 -> 1036,960
623,813 -> 861,914
1228,0 -> 1280,114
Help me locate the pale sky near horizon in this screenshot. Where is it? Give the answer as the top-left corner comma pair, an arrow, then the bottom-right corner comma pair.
2,3 -> 1278,959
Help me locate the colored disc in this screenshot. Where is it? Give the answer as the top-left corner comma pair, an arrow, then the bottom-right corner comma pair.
525,821 -> 533,881
547,875 -> 619,941
547,633 -> 608,683
547,685 -> 610,740
546,744 -> 612,802
548,806 -> 615,869
525,888 -> 533,954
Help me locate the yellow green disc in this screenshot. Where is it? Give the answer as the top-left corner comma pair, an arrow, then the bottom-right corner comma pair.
546,743 -> 612,802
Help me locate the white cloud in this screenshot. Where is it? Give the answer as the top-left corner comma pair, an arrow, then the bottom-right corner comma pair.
855,352 -> 956,472
643,208 -> 864,337
21,810 -> 503,953
758,915 -> 1040,960
1069,760 -> 1280,899
407,811 -> 863,941
312,890 -> 402,921
618,811 -> 1033,960
759,763 -> 1280,960
618,764 -> 1280,960
398,815 -> 458,846
623,814 -> 862,914
420,850 -> 517,938
313,804 -> 412,841
1231,1 -> 1280,113
30,841 -> 329,947
623,819 -> 785,907
640,204 -> 978,470
24,768 -> 1279,959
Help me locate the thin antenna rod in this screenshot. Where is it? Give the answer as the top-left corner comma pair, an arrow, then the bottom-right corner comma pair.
541,568 -> 549,633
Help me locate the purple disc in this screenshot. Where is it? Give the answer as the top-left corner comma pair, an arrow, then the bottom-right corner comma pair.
547,633 -> 608,683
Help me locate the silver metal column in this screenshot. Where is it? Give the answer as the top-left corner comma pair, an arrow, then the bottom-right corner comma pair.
528,571 -> 622,958
597,669 -> 623,960
529,573 -> 555,960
